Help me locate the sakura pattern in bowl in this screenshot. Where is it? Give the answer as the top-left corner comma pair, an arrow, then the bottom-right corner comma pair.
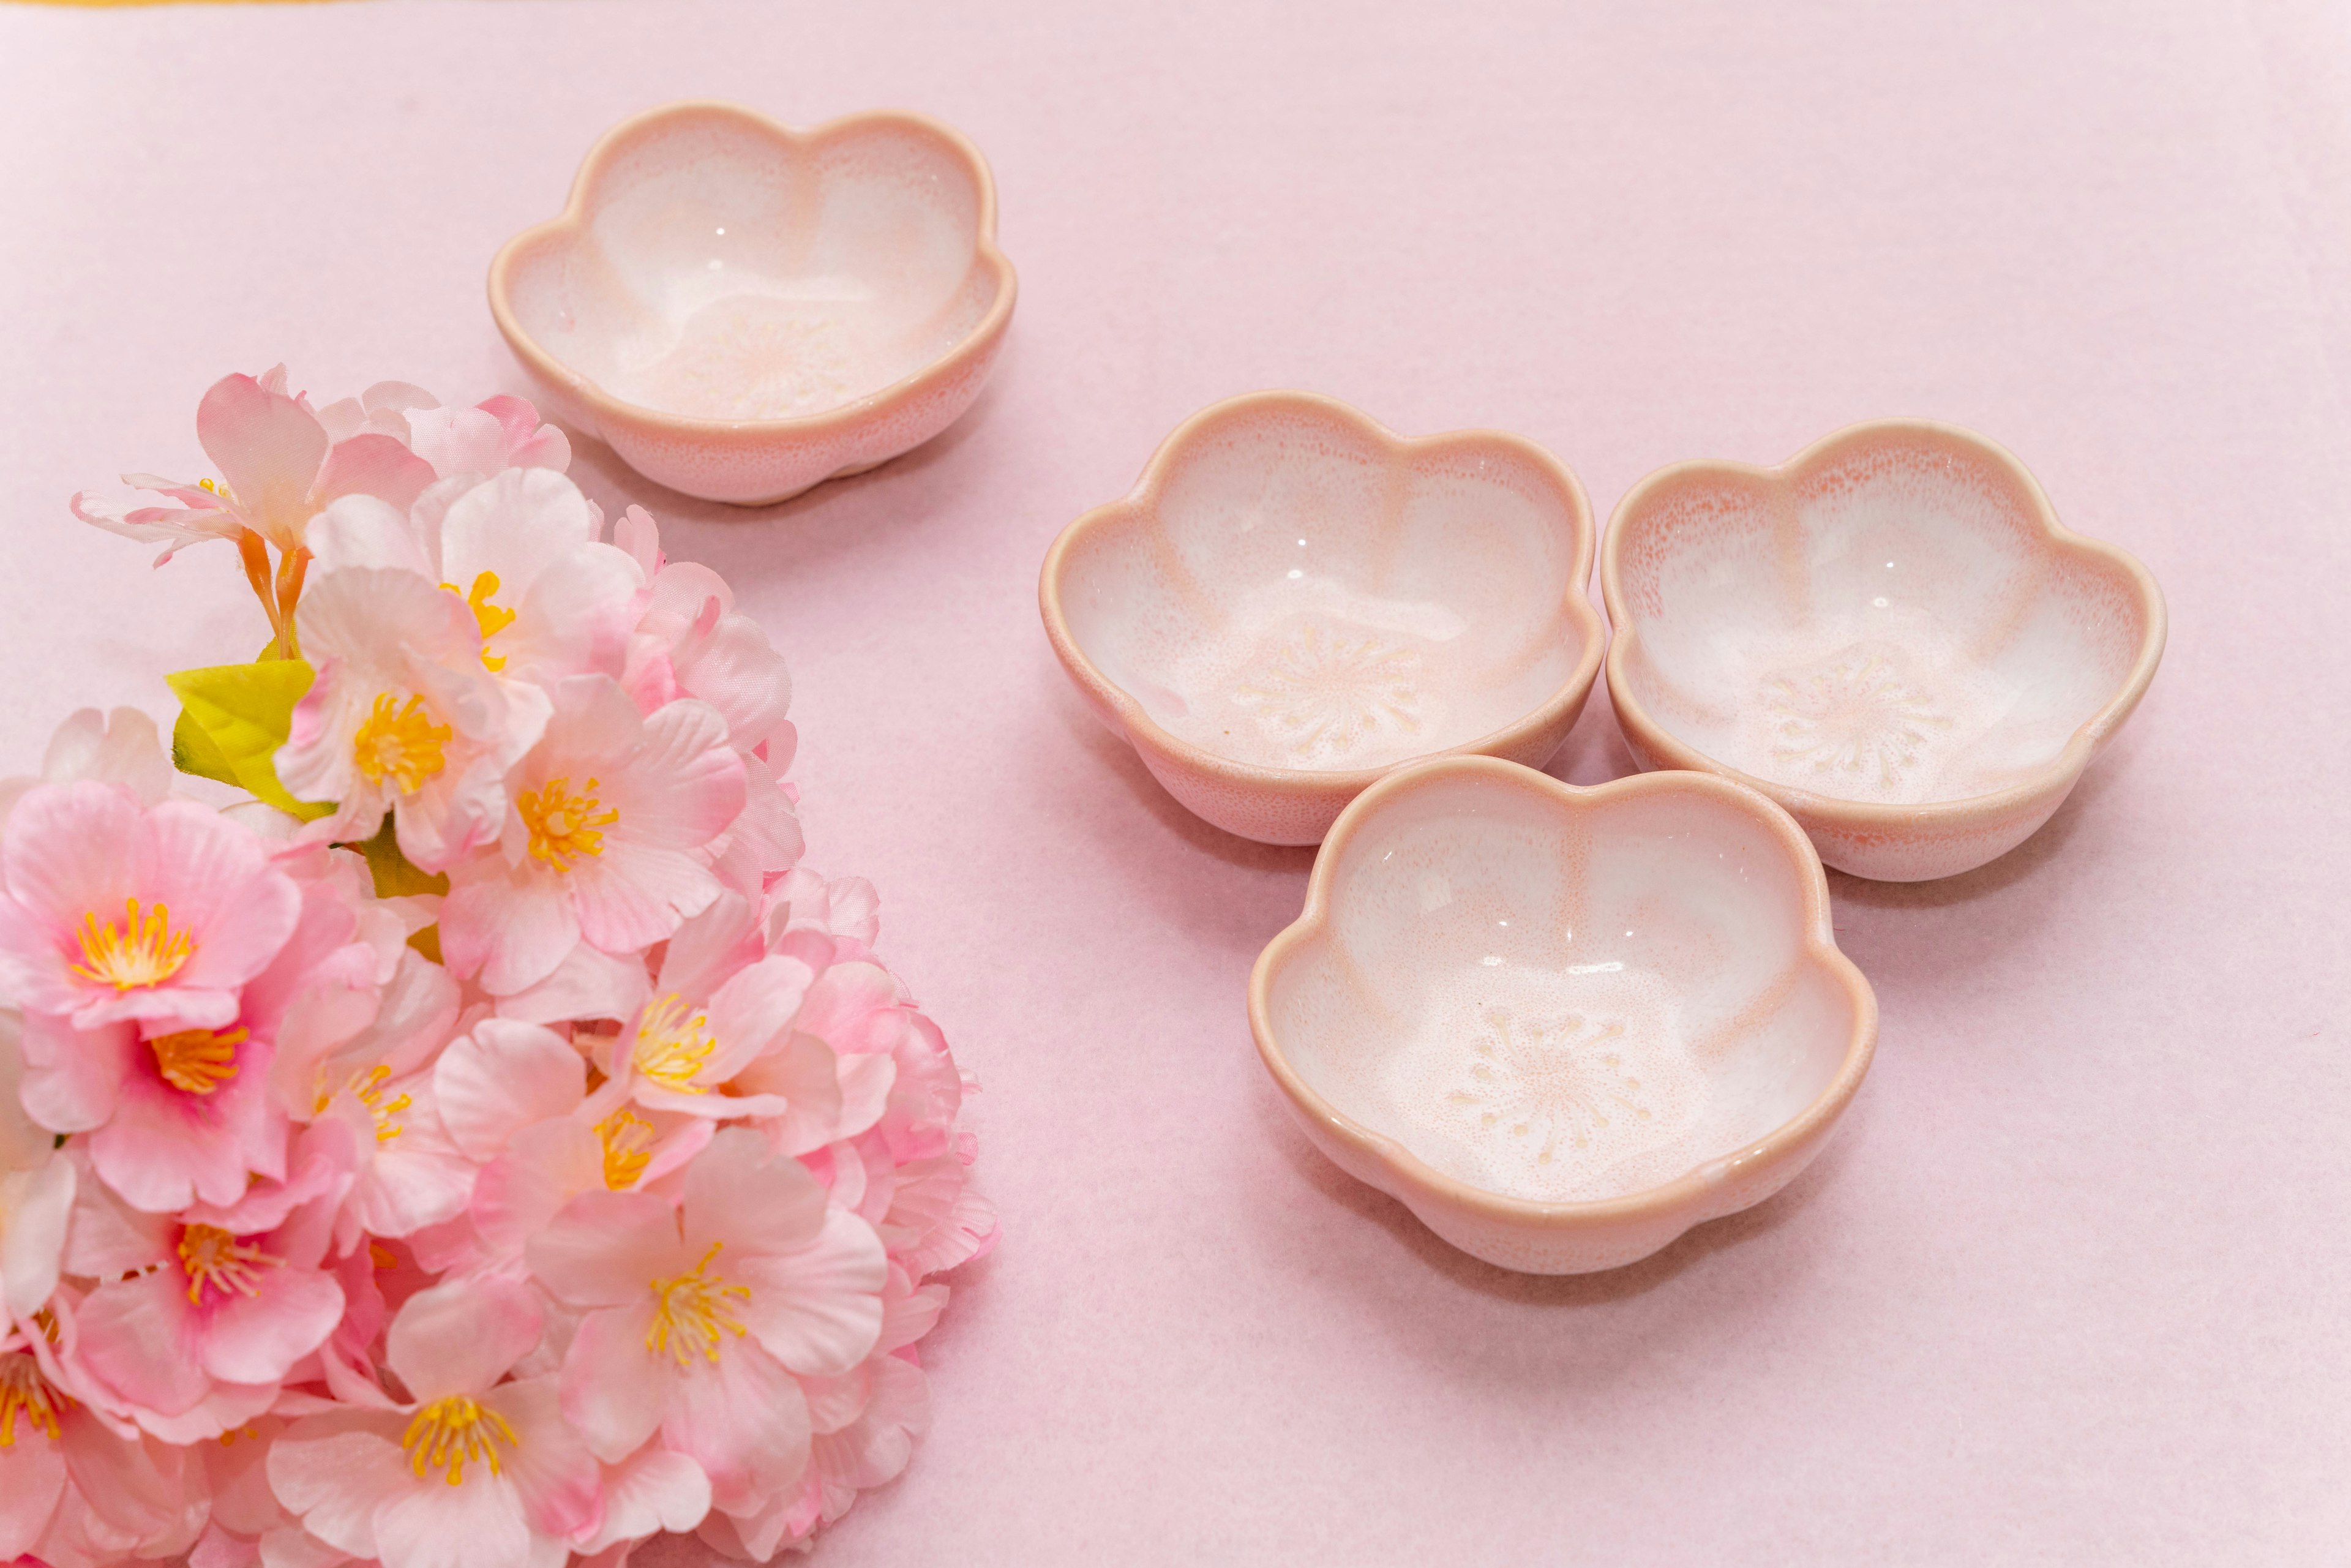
1601,420 -> 2166,881
1249,757 -> 1877,1275
1040,392 -> 1604,845
489,101 -> 1017,506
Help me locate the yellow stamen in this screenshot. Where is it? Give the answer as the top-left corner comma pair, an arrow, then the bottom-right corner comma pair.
518,776 -> 618,872
645,1241 -> 751,1367
0,1353 -> 69,1447
353,693 -> 451,795
315,1063 -> 410,1142
217,1423 -> 261,1447
178,1225 -> 282,1305
197,477 -> 234,502
370,1242 -> 400,1270
148,1025 -> 245,1095
441,571 -> 517,671
594,1108 -> 656,1190
400,1395 -> 519,1487
632,994 -> 715,1094
71,898 -> 193,990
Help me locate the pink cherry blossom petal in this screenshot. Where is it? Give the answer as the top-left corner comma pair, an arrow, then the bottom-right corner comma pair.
833,1049 -> 898,1142
620,700 -> 747,850
492,940 -> 649,1028
15,1012 -> 131,1136
814,1351 -> 930,1493
740,1033 -> 843,1158
0,1425 -> 67,1559
437,468 -> 597,593
384,1278 -> 541,1403
496,544 -> 642,685
479,1376 -> 602,1542
432,1020 -> 584,1163
574,1443 -> 710,1556
697,956 -> 814,1081
312,433 -> 436,514
440,866 -> 579,998
76,1269 -> 211,1419
367,1455 -> 536,1568
568,842 -> 718,956
86,1043 -> 281,1213
196,372 -> 328,552
307,493 -> 437,577
265,1412 -> 408,1560
558,1300 -> 667,1463
679,1128 -> 824,1261
732,1207 -> 887,1378
196,1262 -> 343,1387
529,1190 -> 684,1308
466,1118 -> 604,1260
0,1155 -> 73,1322
658,1338 -> 811,1518
38,707 -> 173,808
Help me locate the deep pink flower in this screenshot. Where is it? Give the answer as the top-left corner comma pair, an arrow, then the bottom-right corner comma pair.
12,828 -> 377,1214
0,1314 -> 210,1566
65,1146 -> 346,1442
0,784 -> 301,1038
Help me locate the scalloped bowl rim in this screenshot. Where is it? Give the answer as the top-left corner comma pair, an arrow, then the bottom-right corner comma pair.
1599,417 -> 2168,830
487,99 -> 1019,441
1248,756 -> 1879,1229
1038,390 -> 1607,795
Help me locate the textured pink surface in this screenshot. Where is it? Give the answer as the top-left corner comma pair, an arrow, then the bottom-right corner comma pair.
2,1 -> 2346,1562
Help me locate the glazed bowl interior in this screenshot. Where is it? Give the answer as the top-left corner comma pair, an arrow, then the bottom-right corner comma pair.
503,111 -> 1004,424
1265,770 -> 1861,1204
1057,402 -> 1592,774
1611,432 -> 2156,806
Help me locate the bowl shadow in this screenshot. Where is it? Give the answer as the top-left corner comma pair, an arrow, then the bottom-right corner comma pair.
1044,672 -> 1319,879
1827,736 -> 2133,912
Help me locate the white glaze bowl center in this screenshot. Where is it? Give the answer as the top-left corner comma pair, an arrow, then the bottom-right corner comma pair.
1268,772 -> 1859,1206
1382,959 -> 1712,1202
1065,409 -> 1589,775
1617,441 -> 2149,807
514,117 -> 994,424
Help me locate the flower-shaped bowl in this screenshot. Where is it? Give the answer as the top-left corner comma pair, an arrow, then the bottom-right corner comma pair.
489,101 -> 1017,506
1601,420 -> 2165,880
1040,392 -> 1603,845
1250,757 -> 1876,1274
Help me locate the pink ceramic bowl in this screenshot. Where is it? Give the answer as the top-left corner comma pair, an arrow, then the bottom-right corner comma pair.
1602,420 -> 2166,881
1250,757 -> 1877,1275
1040,392 -> 1604,845
489,101 -> 1017,506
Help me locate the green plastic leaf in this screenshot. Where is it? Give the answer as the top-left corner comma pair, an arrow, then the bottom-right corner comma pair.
346,816 -> 449,898
170,705 -> 238,787
164,659 -> 334,820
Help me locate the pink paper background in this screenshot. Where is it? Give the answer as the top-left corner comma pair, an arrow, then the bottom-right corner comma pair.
4,1 -> 2347,1561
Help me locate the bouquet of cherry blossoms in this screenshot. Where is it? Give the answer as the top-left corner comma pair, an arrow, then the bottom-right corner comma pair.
0,369 -> 993,1568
